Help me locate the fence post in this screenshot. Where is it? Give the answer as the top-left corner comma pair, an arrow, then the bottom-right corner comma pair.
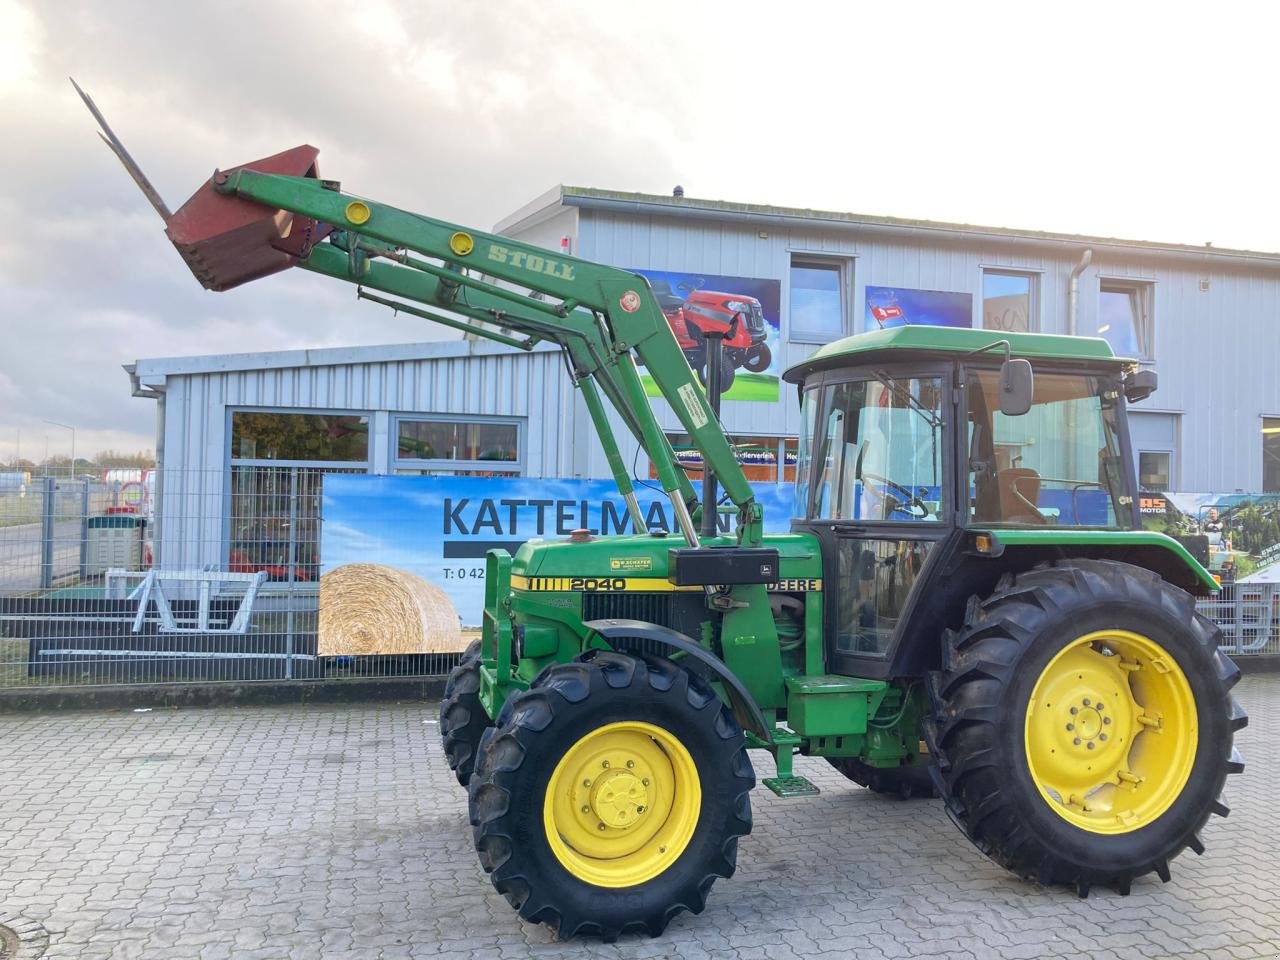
78,481 -> 90,581
39,476 -> 55,589
284,466 -> 298,680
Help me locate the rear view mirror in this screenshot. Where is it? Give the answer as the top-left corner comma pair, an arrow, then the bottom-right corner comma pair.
999,358 -> 1034,417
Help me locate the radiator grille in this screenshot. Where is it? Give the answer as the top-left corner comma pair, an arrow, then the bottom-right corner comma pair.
581,592 -> 674,629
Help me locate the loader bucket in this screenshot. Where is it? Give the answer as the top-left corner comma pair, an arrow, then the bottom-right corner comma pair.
165,144 -> 327,291
73,80 -> 332,292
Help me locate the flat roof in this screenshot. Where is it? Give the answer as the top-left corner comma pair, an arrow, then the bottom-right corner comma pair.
512,186 -> 1280,268
129,338 -> 557,386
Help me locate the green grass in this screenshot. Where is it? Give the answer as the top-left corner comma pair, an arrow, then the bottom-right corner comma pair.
640,371 -> 779,404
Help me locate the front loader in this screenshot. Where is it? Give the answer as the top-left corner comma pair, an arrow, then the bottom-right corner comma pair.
82,83 -> 1246,942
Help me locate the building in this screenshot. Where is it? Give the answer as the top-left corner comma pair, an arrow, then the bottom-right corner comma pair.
127,186 -> 1280,567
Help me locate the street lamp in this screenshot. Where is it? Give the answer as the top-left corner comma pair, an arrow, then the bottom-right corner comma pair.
42,420 -> 76,477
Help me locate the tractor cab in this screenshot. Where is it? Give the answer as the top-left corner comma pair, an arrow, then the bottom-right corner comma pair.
785,326 -> 1145,680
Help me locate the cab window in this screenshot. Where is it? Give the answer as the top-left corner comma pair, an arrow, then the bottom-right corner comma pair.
966,369 -> 1126,527
808,375 -> 945,521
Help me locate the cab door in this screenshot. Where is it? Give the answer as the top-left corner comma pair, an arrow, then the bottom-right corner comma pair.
792,364 -> 956,680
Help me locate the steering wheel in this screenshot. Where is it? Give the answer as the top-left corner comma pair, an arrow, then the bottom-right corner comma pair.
860,471 -> 932,519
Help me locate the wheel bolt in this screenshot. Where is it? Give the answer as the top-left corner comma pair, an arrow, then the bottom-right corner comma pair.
1096,703 -> 1105,711
642,778 -> 650,786
597,823 -> 606,831
1099,734 -> 1107,741
581,805 -> 590,814
1087,742 -> 1096,750
1083,698 -> 1091,707
627,760 -> 635,768
583,779 -> 591,787
1066,723 -> 1075,731
637,806 -> 645,813
602,760 -> 610,769
1070,707 -> 1079,715
1104,717 -> 1112,725
1073,737 -> 1082,745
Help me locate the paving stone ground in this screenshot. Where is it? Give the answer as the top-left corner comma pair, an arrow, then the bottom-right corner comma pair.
0,675 -> 1275,959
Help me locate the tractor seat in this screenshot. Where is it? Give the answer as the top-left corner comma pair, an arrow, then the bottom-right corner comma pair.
996,468 -> 1046,525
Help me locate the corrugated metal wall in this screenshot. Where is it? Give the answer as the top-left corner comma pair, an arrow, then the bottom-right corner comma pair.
573,207 -> 1280,492
142,196 -> 1280,570
151,344 -> 577,568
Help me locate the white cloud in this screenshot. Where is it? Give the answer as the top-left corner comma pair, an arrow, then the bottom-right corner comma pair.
4,0 -> 1280,463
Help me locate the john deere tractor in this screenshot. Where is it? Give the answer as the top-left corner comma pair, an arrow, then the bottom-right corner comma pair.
85,83 -> 1245,943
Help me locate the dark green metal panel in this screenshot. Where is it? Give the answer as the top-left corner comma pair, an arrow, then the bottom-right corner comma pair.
784,325 -> 1127,384
982,529 -> 1218,592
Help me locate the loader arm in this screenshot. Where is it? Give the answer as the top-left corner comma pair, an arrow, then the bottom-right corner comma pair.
224,168 -> 758,544
76,76 -> 761,547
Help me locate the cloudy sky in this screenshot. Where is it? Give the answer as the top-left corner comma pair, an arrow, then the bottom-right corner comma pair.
2,1 -> 1278,462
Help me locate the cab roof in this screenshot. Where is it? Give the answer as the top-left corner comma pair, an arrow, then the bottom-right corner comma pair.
783,325 -> 1128,384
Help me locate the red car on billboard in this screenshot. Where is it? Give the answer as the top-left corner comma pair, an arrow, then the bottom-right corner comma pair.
648,280 -> 772,391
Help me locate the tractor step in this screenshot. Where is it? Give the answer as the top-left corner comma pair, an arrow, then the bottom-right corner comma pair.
763,775 -> 820,798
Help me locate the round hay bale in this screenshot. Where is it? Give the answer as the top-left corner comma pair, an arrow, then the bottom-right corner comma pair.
319,563 -> 464,656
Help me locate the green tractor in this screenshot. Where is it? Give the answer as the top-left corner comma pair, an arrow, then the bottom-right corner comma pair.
85,86 -> 1244,943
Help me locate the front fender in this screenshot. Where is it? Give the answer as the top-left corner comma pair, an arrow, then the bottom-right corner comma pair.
584,618 -> 772,744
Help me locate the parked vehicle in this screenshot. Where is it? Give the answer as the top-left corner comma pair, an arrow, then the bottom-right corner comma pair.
93,93 -> 1245,942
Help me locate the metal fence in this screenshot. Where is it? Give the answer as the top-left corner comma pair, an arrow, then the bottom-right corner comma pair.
0,467 -> 1274,689
1197,581 -> 1280,656
0,468 -> 464,688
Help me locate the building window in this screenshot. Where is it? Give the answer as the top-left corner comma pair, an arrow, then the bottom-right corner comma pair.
789,258 -> 846,342
982,269 -> 1037,332
656,434 -> 797,483
1098,280 -> 1154,359
1139,451 -> 1171,491
393,415 -> 522,475
230,411 -> 369,462
1265,418 -> 1280,492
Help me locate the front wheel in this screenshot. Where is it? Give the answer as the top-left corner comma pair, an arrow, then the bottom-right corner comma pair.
468,651 -> 754,940
926,560 -> 1246,895
742,342 -> 772,373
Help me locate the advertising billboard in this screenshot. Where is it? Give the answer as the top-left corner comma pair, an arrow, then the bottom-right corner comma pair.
1141,491 -> 1280,583
320,474 -> 796,635
632,269 -> 781,403
864,286 -> 973,332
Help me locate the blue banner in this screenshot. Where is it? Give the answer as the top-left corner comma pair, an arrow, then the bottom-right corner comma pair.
322,475 -> 796,625
865,285 -> 973,331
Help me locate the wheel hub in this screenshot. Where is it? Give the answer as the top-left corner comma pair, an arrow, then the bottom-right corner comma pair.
590,768 -> 651,829
1025,629 -> 1197,835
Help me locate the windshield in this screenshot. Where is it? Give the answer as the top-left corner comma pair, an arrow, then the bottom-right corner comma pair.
966,369 -> 1128,527
800,375 -> 945,521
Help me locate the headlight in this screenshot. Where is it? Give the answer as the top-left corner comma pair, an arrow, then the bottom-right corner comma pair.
724,300 -> 749,313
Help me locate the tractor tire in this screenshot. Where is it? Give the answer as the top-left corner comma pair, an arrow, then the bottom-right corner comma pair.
468,651 -> 754,941
925,559 -> 1246,896
743,342 -> 772,373
440,640 -> 490,787
827,756 -> 937,799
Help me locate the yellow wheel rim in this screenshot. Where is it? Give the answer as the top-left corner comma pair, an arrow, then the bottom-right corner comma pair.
1024,629 -> 1198,835
543,721 -> 701,888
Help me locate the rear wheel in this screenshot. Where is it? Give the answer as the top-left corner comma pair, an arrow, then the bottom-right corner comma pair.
926,560 -> 1246,895
827,757 -> 936,799
440,640 -> 490,787
468,651 -> 754,940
